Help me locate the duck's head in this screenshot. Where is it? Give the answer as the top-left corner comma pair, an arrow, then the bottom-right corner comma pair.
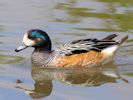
15,29 -> 52,52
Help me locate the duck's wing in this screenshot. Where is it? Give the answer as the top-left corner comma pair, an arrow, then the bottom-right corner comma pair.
56,38 -> 118,56
102,34 -> 118,40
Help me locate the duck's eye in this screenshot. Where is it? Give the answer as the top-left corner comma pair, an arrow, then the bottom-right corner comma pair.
28,35 -> 36,40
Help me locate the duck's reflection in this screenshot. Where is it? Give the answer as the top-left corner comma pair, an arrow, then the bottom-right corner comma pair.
17,64 -> 128,99
25,80 -> 52,99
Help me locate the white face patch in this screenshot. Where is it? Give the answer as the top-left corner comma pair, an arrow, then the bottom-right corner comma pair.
22,32 -> 36,47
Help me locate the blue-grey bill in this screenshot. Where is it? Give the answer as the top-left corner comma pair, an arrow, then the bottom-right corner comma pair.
15,43 -> 28,52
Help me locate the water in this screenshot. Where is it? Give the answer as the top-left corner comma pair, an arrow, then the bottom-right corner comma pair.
0,0 -> 133,100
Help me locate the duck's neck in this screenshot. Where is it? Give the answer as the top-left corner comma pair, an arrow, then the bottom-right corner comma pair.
34,46 -> 51,52
35,39 -> 52,52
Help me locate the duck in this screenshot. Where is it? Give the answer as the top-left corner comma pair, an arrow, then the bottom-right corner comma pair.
15,29 -> 128,68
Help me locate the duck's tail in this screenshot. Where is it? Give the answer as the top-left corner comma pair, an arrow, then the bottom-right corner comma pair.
102,34 -> 128,45
101,35 -> 128,56
118,35 -> 128,45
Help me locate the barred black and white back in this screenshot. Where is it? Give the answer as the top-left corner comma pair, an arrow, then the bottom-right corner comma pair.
56,34 -> 128,56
